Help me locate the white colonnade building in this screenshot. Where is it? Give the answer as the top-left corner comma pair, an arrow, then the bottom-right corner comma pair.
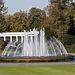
0,29 -> 39,43
0,32 -> 24,43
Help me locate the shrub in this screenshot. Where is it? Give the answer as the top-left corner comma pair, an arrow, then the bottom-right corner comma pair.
0,41 -> 8,50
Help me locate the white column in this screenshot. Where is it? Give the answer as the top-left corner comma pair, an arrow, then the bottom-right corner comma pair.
16,36 -> 18,42
30,36 -> 33,56
21,36 -> 23,43
4,36 -> 6,41
10,36 -> 12,42
35,35 -> 38,56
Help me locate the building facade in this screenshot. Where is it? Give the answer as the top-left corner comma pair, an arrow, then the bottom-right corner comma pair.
0,32 -> 24,43
0,29 -> 39,43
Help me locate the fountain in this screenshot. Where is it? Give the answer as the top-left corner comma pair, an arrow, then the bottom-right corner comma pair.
0,28 -> 74,62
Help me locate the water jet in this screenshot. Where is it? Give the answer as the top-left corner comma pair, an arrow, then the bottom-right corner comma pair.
0,28 -> 74,62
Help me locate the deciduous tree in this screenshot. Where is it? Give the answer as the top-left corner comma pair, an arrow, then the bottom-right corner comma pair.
0,0 -> 8,32
65,2 -> 75,35
10,10 -> 27,32
5,15 -> 13,32
27,7 -> 46,30
0,0 -> 8,14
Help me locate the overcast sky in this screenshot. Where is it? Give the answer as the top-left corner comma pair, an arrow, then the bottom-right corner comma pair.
5,0 -> 49,15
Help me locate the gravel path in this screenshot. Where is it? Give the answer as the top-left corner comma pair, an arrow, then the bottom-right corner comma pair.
0,61 -> 75,66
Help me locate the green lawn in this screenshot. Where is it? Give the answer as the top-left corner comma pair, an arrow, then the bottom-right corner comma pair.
0,65 -> 75,75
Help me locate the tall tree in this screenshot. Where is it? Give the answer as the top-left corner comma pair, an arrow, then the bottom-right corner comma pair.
5,15 -> 13,32
0,0 -> 8,32
26,7 -> 46,30
66,2 -> 75,35
45,0 -> 73,29
0,14 -> 5,32
45,0 -> 73,40
0,0 -> 8,14
10,10 -> 27,32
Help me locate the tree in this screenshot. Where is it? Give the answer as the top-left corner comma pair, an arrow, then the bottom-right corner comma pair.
0,0 -> 8,32
65,2 -> 75,35
26,7 -> 46,30
45,26 -> 57,40
45,0 -> 73,28
45,0 -> 73,40
5,15 -> 13,32
0,0 -> 8,14
10,10 -> 27,32
0,14 -> 6,32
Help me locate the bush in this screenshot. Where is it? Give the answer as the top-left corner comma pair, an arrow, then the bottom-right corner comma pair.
0,41 -> 8,50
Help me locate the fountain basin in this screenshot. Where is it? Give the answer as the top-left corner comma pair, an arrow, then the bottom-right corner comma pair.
0,54 -> 74,63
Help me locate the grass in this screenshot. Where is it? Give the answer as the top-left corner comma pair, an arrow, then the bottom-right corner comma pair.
0,65 -> 75,75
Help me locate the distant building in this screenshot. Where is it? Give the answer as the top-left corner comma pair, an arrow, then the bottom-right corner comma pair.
0,32 -> 24,43
0,29 -> 39,43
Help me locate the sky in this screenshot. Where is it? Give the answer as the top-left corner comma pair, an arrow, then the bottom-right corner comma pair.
5,0 -> 49,15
